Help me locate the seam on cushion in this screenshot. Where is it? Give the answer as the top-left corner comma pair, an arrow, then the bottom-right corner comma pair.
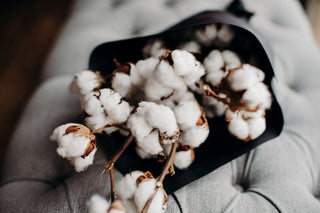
241,149 -> 256,188
246,189 -> 281,213
0,178 -> 58,188
172,192 -> 183,213
63,180 -> 75,213
224,191 -> 241,213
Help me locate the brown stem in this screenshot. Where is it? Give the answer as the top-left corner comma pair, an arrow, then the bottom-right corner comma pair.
110,168 -> 115,202
141,140 -> 178,213
104,135 -> 134,171
90,121 -> 130,135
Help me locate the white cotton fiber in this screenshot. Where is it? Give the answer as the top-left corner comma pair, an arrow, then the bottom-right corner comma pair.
144,76 -> 173,101
228,117 -> 249,140
216,24 -> 234,45
137,130 -> 163,156
222,50 -> 241,70
122,200 -> 137,213
174,149 -> 194,170
134,178 -> 157,212
178,41 -> 201,53
183,61 -> 205,86
143,40 -> 167,58
242,82 -> 272,110
242,64 -> 265,81
107,101 -> 131,123
179,125 -> 209,148
87,194 -> 110,213
112,72 -> 132,97
247,116 -> 266,140
225,109 -> 243,121
154,60 -> 185,89
174,100 -> 201,130
171,50 -> 197,76
70,70 -> 102,95
195,24 -> 217,46
69,148 -> 97,172
136,146 -> 153,159
203,50 -> 224,73
146,188 -> 166,213
205,70 -> 226,86
116,171 -> 144,200
227,65 -> 261,92
99,88 -> 122,111
127,113 -> 153,140
85,114 -> 118,135
82,95 -> 104,116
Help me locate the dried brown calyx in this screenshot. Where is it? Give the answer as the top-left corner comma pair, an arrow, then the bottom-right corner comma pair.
113,58 -> 132,74
196,106 -> 209,129
136,171 -> 154,186
159,50 -> 173,65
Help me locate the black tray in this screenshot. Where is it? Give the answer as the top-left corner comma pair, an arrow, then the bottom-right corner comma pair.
89,11 -> 284,194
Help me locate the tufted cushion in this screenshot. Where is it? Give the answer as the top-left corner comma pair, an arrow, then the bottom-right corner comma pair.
1,0 -> 320,212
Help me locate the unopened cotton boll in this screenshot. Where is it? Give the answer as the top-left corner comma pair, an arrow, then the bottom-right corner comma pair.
87,194 -> 110,213
227,65 -> 261,92
179,125 -> 209,148
112,72 -> 132,97
171,50 -> 197,76
68,148 -> 97,172
228,117 -> 250,141
116,171 -> 145,200
203,50 -> 225,73
127,113 -> 153,140
247,116 -> 266,140
174,148 -> 195,170
70,70 -> 104,95
137,130 -> 163,156
195,24 -> 217,46
222,50 -> 241,70
178,41 -> 201,54
242,82 -> 272,110
174,100 -> 201,130
50,123 -> 94,158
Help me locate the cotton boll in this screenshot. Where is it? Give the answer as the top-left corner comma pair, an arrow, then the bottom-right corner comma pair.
99,88 -> 122,111
174,100 -> 201,130
50,123 -> 93,158
242,64 -> 265,81
69,148 -> 97,172
70,70 -> 104,95
179,125 -> 209,148
137,130 -> 163,156
187,80 -> 204,95
171,50 -> 197,76
146,188 -> 167,213
82,95 -> 104,116
178,41 -> 201,54
225,108 -> 244,121
85,114 -> 118,134
242,109 -> 265,120
202,96 -> 225,118
216,24 -> 234,45
247,117 -> 266,140
183,61 -> 205,86
203,50 -> 224,73
112,72 -> 132,97
144,76 -> 173,101
143,40 -> 167,58
205,70 -> 226,86
241,82 -> 272,110
116,171 -> 145,201
174,148 -> 195,170
228,117 -> 250,141
132,58 -> 159,86
195,24 -> 217,46
154,60 -> 185,89
87,194 -> 110,213
127,113 -> 153,140
227,66 -> 261,92
107,101 -> 131,123
134,178 -> 157,212
222,50 -> 241,70
122,200 -> 137,213
136,146 -> 153,159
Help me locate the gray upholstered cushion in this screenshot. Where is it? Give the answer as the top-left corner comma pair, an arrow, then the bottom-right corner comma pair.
1,0 -> 320,212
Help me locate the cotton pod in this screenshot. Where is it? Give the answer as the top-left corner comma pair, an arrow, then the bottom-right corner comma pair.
116,170 -> 145,201
202,96 -> 225,118
87,195 -> 126,213
82,93 -> 104,116
144,74 -> 174,101
221,50 -> 241,70
227,64 -> 263,92
178,41 -> 201,54
241,82 -> 272,111
215,24 -> 234,46
112,72 -> 132,97
136,101 -> 179,144
174,99 -> 202,130
228,117 -> 250,141
132,57 -> 159,86
136,130 -> 163,156
170,50 -> 198,76
85,113 -> 118,135
154,60 -> 185,89
194,24 -> 217,46
70,70 -> 105,95
179,124 -> 209,148
68,148 -> 97,172
143,40 -> 167,58
247,116 -> 266,140
174,146 -> 195,170
203,50 -> 225,73
182,61 -> 206,87
127,113 -> 153,140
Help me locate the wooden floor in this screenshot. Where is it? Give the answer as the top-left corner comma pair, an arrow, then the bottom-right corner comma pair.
0,0 -> 319,166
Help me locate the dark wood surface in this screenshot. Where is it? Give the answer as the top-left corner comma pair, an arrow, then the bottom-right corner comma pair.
0,0 -> 74,165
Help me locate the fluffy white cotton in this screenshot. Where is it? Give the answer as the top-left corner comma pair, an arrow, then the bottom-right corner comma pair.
174,149 -> 194,170
227,65 -> 261,92
222,50 -> 241,70
202,96 -> 225,118
178,41 -> 201,53
69,148 -> 97,172
195,24 -> 217,46
174,100 -> 201,130
70,70 -> 103,95
100,88 -> 122,111
247,116 -> 266,140
116,171 -> 145,200
146,188 -> 166,213
87,194 -> 110,213
127,113 -> 153,140
183,61 -> 205,86
242,64 -> 265,81
134,178 -> 157,212
85,114 -> 118,134
107,101 -> 131,123
82,94 -> 104,116
144,75 -> 173,101
112,72 -> 132,97
137,102 -> 179,144
136,147 -> 153,159
205,70 -> 226,86
171,50 -> 197,76
122,200 -> 137,213
132,58 -> 159,86
203,50 -> 224,73
216,24 -> 234,45
228,117 -> 249,140
137,130 -> 163,156
155,60 -> 185,89
179,125 -> 209,148
50,123 -> 91,158
242,82 -> 272,110
225,109 -> 243,121
143,40 -> 167,58
242,109 -> 265,119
